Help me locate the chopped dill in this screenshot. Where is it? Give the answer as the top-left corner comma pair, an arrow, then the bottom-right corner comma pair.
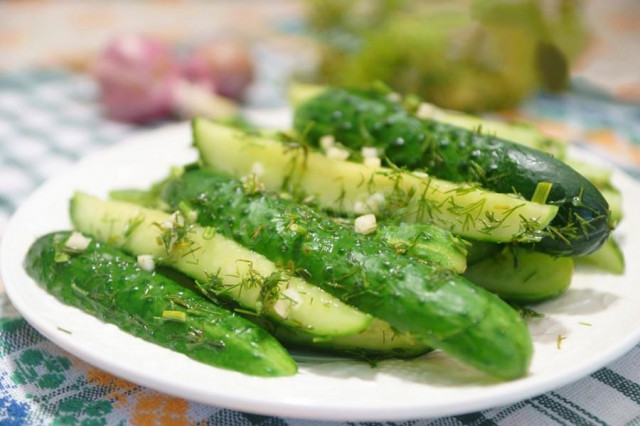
162,310 -> 187,322
202,226 -> 216,240
531,182 -> 553,205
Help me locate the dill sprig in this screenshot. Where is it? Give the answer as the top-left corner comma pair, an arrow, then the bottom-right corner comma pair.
531,182 -> 553,205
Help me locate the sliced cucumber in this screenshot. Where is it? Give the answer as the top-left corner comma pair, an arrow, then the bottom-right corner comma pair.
464,247 -> 574,302
415,103 -> 568,159
70,192 -> 372,336
25,232 -> 297,377
292,87 -> 611,257
576,236 -> 625,275
162,168 -> 533,380
269,318 -> 432,360
466,240 -> 503,265
289,84 -> 567,159
194,120 -> 558,244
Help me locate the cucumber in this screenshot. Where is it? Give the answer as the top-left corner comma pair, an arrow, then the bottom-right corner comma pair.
414,102 -> 568,159
378,222 -> 468,273
464,247 -> 574,302
162,168 -> 533,380
70,192 -> 371,337
290,84 -> 567,159
109,179 -> 468,274
194,120 -> 558,244
576,236 -> 625,275
292,87 -> 611,257
265,318 -> 431,360
24,232 -> 297,377
466,241 -> 503,265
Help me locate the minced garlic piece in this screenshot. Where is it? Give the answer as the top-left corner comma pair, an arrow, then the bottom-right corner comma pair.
251,162 -> 265,177
64,232 -> 91,251
361,147 -> 379,158
364,157 -> 381,168
137,254 -> 155,272
367,193 -> 386,212
272,288 -> 303,319
320,135 -> 335,151
355,214 -> 378,235
326,146 -> 350,161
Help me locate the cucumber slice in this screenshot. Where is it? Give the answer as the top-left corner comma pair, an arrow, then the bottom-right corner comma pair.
269,318 -> 432,360
415,103 -> 568,159
194,120 -> 558,243
289,84 -> 567,159
70,192 -> 372,336
466,240 -> 503,265
163,167 -> 533,380
576,237 -> 625,275
464,247 -> 574,302
25,232 -> 297,377
292,87 -> 610,257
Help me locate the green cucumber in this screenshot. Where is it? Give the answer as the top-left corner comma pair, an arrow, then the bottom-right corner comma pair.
194,120 -> 558,244
414,102 -> 568,159
292,87 -> 611,257
265,318 -> 431,360
24,232 -> 297,377
162,168 -> 533,380
70,192 -> 371,337
464,247 -> 574,302
576,236 -> 625,275
109,178 -> 468,274
290,83 -> 567,159
466,241 -> 503,265
378,222 -> 467,273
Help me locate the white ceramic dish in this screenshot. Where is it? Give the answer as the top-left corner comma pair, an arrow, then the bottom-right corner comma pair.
2,123 -> 640,421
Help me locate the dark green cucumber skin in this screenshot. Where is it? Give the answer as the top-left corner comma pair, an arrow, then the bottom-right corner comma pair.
24,232 -> 297,377
466,241 -> 503,265
293,88 -> 611,257
163,168 -> 532,380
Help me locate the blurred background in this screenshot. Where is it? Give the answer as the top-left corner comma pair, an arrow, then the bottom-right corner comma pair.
1,0 -> 640,215
1,0 -> 639,107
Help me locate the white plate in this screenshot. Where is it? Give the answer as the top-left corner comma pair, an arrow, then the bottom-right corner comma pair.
2,123 -> 640,422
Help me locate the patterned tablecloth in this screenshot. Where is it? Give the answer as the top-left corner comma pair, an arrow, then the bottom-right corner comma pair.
2,70 -> 640,426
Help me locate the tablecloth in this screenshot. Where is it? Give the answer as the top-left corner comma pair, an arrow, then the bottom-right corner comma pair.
2,70 -> 640,426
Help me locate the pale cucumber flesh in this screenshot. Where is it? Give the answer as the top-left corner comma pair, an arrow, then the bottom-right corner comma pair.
194,120 -> 558,243
70,192 -> 372,336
